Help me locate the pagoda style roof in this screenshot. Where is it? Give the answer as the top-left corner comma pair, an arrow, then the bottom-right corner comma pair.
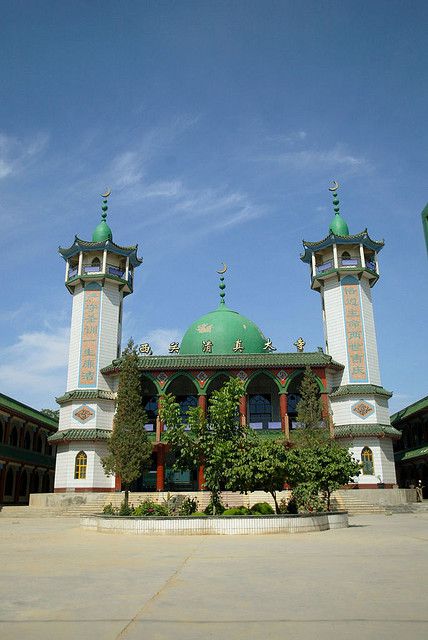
59,236 -> 142,267
334,423 -> 401,439
330,384 -> 392,399
48,428 -> 112,443
301,229 -> 384,263
101,351 -> 344,374
56,389 -> 116,405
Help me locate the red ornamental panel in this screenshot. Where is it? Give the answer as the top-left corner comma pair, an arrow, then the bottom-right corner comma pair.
342,281 -> 368,383
79,287 -> 101,387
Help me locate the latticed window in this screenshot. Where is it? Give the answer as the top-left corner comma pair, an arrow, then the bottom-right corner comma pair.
74,451 -> 87,479
361,447 -> 374,475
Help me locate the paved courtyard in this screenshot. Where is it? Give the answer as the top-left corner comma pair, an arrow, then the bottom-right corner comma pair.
0,511 -> 427,640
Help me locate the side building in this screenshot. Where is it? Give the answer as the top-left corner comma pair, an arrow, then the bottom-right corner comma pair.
392,396 -> 428,496
0,393 -> 58,504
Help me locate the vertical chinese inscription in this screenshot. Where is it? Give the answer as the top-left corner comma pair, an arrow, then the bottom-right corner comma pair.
79,287 -> 101,387
342,281 -> 368,382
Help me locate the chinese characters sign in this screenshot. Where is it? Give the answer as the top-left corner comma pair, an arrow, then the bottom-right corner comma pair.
342,280 -> 368,382
79,286 -> 101,387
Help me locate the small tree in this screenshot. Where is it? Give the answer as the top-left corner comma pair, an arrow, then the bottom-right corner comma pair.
287,436 -> 361,511
102,339 -> 153,508
160,378 -> 245,513
227,435 -> 290,513
40,408 -> 59,421
296,366 -> 323,429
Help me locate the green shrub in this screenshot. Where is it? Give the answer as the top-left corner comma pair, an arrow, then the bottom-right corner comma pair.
132,499 -> 169,517
204,498 -> 225,515
250,502 -> 274,515
102,502 -> 117,515
191,511 -> 207,517
118,501 -> 134,516
222,506 -> 252,516
178,496 -> 198,516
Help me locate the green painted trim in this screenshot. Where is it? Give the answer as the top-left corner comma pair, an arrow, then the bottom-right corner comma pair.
334,423 -> 401,439
243,369 -> 282,392
330,384 -> 392,399
140,372 -> 163,395
204,370 -> 233,392
0,393 -> 58,430
394,445 -> 428,462
163,371 -> 200,394
390,395 -> 428,425
56,389 -> 116,405
48,428 -> 112,443
102,352 -> 343,374
0,443 -> 56,468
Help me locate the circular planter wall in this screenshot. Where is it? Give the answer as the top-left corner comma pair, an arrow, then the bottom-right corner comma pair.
81,511 -> 348,535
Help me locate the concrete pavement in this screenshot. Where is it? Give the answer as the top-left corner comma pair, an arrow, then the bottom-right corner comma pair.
0,512 -> 427,639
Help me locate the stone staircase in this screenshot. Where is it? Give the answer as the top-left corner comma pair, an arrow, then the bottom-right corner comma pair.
330,493 -> 387,514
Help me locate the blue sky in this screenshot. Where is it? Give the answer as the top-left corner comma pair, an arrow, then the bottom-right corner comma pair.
0,0 -> 426,413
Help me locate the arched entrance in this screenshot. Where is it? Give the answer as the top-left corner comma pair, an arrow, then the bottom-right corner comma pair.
246,372 -> 280,429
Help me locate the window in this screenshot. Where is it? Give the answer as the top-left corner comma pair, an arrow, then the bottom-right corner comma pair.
361,447 -> 374,475
9,427 -> 18,447
74,451 -> 87,479
5,468 -> 14,496
24,431 -> 31,450
249,394 -> 272,427
342,251 -> 351,260
91,257 -> 101,267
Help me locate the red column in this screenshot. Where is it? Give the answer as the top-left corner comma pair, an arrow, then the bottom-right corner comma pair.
156,396 -> 164,443
279,393 -> 290,440
198,465 -> 205,491
156,446 -> 165,492
239,395 -> 247,426
198,394 -> 207,414
115,474 -> 122,491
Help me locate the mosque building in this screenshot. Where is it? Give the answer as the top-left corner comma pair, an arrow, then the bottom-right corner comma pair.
49,185 -> 399,492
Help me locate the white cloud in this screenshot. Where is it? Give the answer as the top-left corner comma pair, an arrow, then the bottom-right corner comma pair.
0,327 -> 69,408
0,132 -> 49,179
260,143 -> 370,174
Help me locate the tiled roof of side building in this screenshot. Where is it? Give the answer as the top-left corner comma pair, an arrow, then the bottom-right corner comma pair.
390,396 -> 428,425
334,423 -> 401,439
101,352 -> 344,374
0,392 -> 58,431
48,428 -> 112,443
330,384 -> 392,398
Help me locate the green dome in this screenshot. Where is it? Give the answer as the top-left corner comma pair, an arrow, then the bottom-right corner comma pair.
92,219 -> 112,242
180,304 -> 267,355
329,212 -> 349,236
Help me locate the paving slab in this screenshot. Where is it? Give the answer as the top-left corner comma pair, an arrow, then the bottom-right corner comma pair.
0,513 -> 427,639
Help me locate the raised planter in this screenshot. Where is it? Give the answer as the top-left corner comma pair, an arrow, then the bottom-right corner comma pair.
81,511 -> 348,535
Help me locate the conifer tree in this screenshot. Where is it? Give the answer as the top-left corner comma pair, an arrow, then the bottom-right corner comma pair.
102,339 -> 152,508
296,366 -> 323,429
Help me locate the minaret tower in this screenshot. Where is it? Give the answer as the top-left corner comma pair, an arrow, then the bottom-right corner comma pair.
301,182 -> 399,487
52,192 -> 142,492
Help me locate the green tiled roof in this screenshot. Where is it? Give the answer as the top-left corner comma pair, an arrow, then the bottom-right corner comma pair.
0,392 -> 58,431
330,384 -> 392,399
390,396 -> 428,425
101,352 -> 343,374
56,389 -> 116,405
334,423 -> 401,439
301,230 -> 384,262
48,428 -> 112,443
394,445 -> 428,462
59,236 -> 142,267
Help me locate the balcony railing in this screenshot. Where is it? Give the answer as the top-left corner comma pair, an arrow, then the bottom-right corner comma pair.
316,260 -> 333,273
341,258 -> 359,267
67,263 -> 134,285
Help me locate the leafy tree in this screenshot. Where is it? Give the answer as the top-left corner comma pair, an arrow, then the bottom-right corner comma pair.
160,378 -> 245,513
102,339 -> 153,507
40,408 -> 59,421
296,366 -> 323,429
227,435 -> 290,513
287,434 -> 361,510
